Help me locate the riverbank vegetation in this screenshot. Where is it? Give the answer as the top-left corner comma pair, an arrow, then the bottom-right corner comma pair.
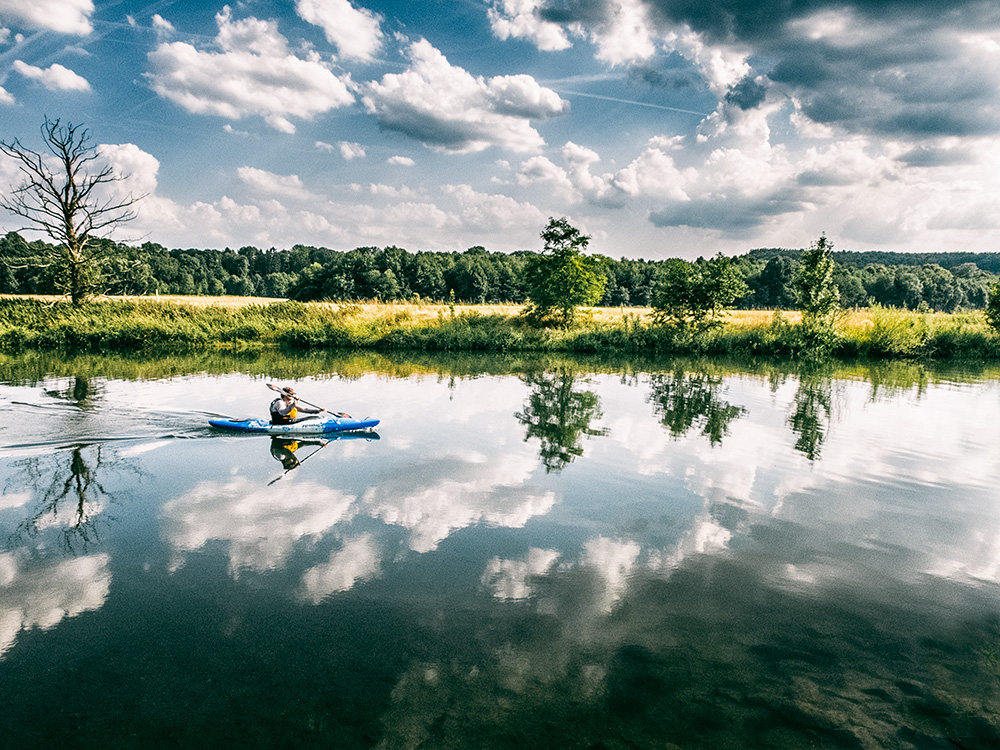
3,230 -> 999,314
1,295 -> 997,361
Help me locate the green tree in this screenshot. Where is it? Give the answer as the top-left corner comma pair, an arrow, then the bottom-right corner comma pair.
524,218 -> 606,327
0,119 -> 143,305
795,234 -> 840,323
650,254 -> 748,330
986,280 -> 1000,333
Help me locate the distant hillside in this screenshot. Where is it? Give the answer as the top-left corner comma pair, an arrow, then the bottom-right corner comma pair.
746,248 -> 1000,274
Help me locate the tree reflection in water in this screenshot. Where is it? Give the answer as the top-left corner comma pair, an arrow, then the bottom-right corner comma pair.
647,369 -> 746,446
5,377 -> 125,553
516,368 -> 608,473
7,443 -> 113,553
789,376 -> 833,461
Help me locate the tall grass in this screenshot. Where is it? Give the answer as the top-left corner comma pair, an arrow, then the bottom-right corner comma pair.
1,297 -> 998,361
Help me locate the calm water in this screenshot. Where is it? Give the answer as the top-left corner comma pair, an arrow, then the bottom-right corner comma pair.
1,354 -> 999,749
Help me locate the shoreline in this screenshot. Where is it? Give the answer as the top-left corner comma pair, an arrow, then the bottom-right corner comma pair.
0,295 -> 995,362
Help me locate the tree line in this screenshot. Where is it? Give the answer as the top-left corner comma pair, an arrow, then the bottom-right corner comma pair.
1,120 -> 997,317
2,230 -> 997,313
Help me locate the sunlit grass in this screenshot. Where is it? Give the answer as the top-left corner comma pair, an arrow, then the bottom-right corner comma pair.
0,295 -> 997,360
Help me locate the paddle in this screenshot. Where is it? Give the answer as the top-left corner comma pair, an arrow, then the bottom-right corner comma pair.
266,383 -> 351,418
267,439 -> 329,485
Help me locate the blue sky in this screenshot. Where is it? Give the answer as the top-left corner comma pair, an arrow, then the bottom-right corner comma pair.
1,0 -> 999,259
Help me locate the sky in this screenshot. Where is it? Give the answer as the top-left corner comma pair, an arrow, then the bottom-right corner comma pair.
1,0 -> 999,260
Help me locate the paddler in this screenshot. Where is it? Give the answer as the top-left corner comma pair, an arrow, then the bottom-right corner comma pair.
269,386 -> 326,424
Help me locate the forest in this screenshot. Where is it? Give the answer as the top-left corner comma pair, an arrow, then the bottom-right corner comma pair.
1,231 -> 997,313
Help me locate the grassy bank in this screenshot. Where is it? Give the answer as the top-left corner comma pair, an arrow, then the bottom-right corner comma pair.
0,296 -> 998,361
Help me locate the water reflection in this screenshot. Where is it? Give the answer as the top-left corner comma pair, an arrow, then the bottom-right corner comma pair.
161,476 -> 356,576
0,551 -> 111,657
789,375 -> 833,460
1,356 -> 999,748
269,437 -> 328,481
5,444 -> 116,552
44,375 -> 99,406
647,368 -> 747,445
515,368 -> 608,472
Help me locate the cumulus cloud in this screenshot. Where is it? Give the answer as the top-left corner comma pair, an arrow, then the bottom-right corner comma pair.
147,6 -> 354,133
488,0 -> 572,51
338,141 -> 366,159
362,38 -> 568,153
502,0 -> 1000,141
444,184 -> 548,232
482,548 -> 560,600
0,84 -> 13,106
12,60 -> 90,91
237,166 -> 315,199
295,0 -> 383,61
489,0 -> 657,63
0,0 -> 93,35
0,552 -> 110,657
387,155 -> 415,166
360,449 -> 556,553
300,533 -> 382,603
161,478 -> 355,576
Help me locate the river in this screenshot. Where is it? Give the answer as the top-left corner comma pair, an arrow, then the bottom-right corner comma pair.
1,352 -> 998,748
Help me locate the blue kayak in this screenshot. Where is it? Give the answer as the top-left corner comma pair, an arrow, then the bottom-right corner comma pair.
209,416 -> 380,435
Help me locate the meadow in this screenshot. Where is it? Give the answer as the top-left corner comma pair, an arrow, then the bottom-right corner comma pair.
0,294 -> 997,361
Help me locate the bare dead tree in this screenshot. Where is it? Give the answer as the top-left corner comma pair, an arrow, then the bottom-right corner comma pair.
0,118 -> 144,305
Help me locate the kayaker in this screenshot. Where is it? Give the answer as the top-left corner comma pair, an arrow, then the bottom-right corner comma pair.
270,386 -> 326,424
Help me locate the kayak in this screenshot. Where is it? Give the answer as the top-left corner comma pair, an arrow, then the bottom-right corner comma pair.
209,416 -> 380,435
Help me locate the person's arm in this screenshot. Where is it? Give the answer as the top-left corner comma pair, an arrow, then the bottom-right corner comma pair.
295,401 -> 324,415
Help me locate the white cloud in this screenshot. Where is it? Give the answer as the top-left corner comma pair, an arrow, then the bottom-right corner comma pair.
0,491 -> 30,511
12,60 -> 90,92
95,142 -> 160,197
300,533 -> 382,603
237,166 -> 315,199
151,13 -> 174,35
362,38 -> 568,153
0,0 -> 93,35
360,449 -> 556,553
0,552 -> 110,657
482,548 -> 560,600
444,184 -> 547,232
147,6 -> 354,133
518,155 -> 578,200
338,141 -> 365,159
387,155 -> 415,166
488,0 -> 571,51
487,0 -> 657,64
161,477 -> 356,576
0,84 -> 13,106
582,536 -> 641,613
295,0 -> 383,61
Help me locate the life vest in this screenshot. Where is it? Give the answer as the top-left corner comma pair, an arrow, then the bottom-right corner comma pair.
270,397 -> 298,424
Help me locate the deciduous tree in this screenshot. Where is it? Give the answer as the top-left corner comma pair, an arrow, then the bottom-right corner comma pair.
524,218 -> 606,327
650,254 -> 748,330
0,118 -> 143,305
795,234 -> 840,323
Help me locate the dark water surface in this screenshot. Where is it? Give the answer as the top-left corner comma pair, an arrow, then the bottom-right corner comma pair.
1,353 -> 999,749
